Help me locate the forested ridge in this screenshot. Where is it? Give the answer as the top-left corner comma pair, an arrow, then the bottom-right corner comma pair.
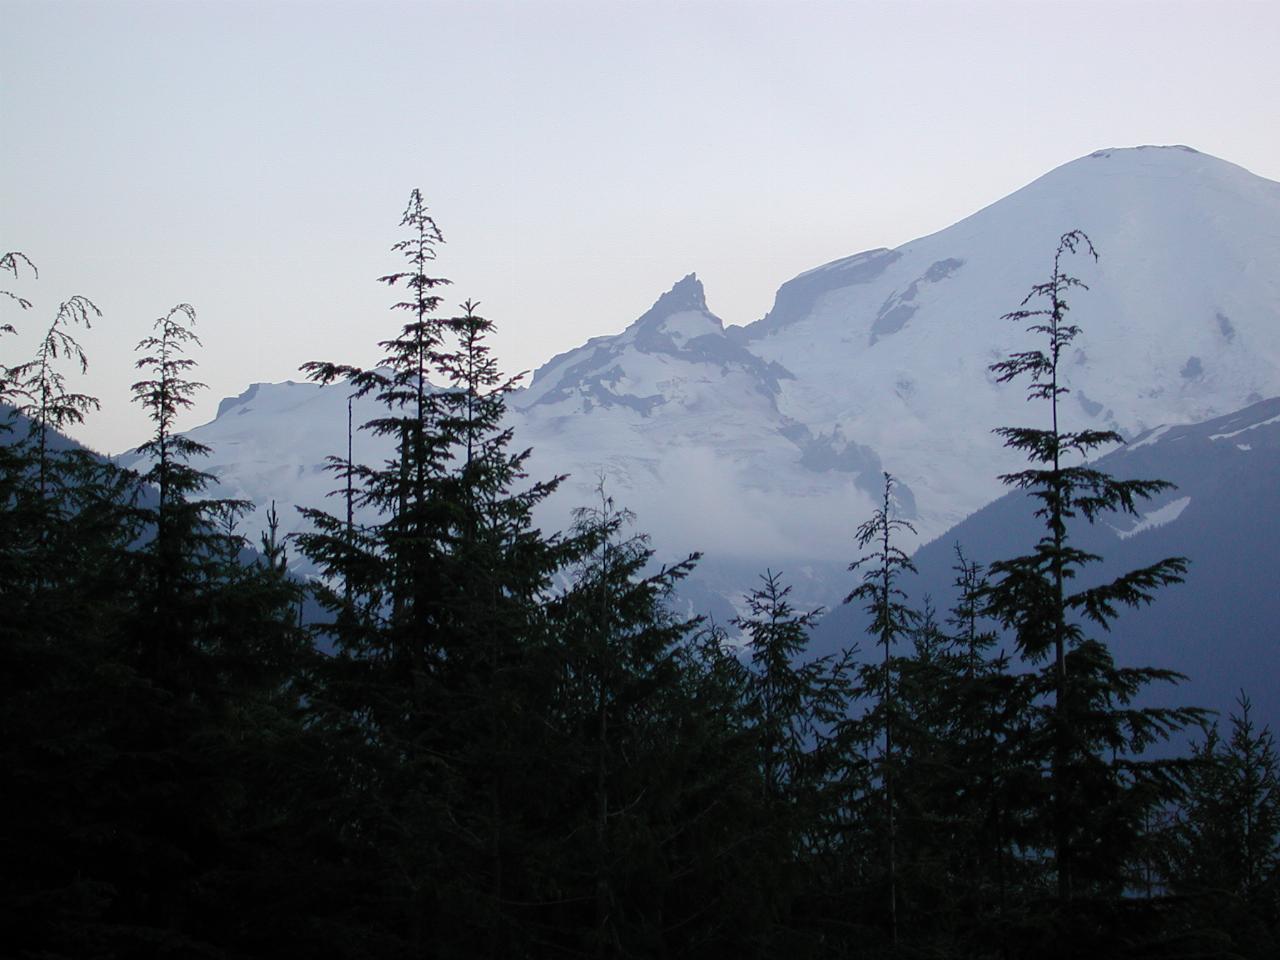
2,205 -> 1277,959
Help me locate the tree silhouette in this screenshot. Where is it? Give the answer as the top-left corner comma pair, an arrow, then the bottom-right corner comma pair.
983,231 -> 1203,927
846,471 -> 917,949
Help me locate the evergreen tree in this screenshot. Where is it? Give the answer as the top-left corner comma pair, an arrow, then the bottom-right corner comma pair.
298,189 -> 453,710
1,250 -> 36,304
844,471 -> 917,951
131,303 -> 249,679
552,483 -> 802,958
983,230 -> 1205,950
937,546 -> 1032,955
296,193 -> 590,956
295,190 -> 462,954
31,300 -> 307,958
426,298 -> 577,957
892,598 -> 961,944
1165,694 -> 1280,957
0,259 -> 149,958
563,485 -> 694,957
2,272 -> 306,956
8,295 -> 101,500
732,569 -> 854,950
736,570 -> 851,805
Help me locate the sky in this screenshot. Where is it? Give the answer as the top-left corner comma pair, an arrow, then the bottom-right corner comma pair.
3,0 -> 1278,454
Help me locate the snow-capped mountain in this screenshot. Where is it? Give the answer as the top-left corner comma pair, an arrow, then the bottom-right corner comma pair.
121,145 -> 1280,618
735,144 -> 1280,538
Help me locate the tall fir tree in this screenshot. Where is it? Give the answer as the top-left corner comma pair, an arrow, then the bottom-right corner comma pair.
982,230 -> 1205,951
296,193 -> 593,957
937,545 -> 1032,955
551,481 -> 757,957
131,303 -> 251,680
296,190 -> 462,954
732,569 -> 854,950
845,471 -> 917,951
299,188 -> 453,681
735,570 -> 851,808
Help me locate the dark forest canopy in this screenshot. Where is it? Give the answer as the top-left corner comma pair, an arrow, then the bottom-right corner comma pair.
2,220 -> 1277,959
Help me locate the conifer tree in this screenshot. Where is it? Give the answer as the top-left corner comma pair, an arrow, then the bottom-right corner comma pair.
1,262 -> 311,957
299,189 -> 453,719
983,230 -> 1204,935
736,570 -> 851,805
118,303 -> 310,954
295,191 -> 461,954
1166,694 -> 1280,956
0,257 -> 145,957
431,298 -> 576,956
0,250 -> 36,305
9,295 -> 101,502
845,471 -> 917,950
938,546 -> 1030,951
131,303 -> 249,679
1,255 -> 106,547
544,482 -> 712,956
732,570 -> 853,947
295,192 -> 594,956
131,304 -> 208,505
892,549 -> 1032,954
895,599 -> 952,916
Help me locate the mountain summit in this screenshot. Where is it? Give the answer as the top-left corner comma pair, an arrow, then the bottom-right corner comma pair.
643,271 -> 711,318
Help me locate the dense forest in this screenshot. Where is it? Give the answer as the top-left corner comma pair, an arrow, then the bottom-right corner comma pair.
2,202 -> 1277,959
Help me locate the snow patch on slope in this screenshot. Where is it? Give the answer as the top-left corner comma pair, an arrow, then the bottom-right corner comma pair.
1209,412 -> 1280,441
1112,496 -> 1192,540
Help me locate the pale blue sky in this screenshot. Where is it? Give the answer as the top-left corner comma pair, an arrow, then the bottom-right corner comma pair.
3,0 -> 1278,452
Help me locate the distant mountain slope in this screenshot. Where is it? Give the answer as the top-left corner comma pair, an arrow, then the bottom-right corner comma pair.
1,404 -> 95,456
126,145 -> 1280,618
812,396 -> 1280,732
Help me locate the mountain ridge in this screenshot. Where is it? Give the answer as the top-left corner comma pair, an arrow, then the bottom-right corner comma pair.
121,144 -> 1280,620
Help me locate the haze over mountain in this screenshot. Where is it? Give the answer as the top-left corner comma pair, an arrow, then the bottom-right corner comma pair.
120,145 -> 1280,625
